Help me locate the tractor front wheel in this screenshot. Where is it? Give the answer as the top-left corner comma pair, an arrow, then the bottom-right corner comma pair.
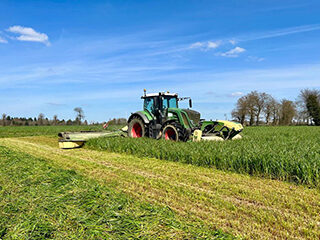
128,117 -> 146,138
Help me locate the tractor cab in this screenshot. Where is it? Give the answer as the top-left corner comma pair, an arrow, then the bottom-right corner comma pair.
142,92 -> 179,119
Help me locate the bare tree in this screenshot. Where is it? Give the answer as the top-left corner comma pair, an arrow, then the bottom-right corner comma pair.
38,113 -> 45,126
253,92 -> 270,125
74,107 -> 84,125
264,96 -> 278,125
231,95 -> 248,125
2,113 -> 6,126
246,92 -> 258,126
53,115 -> 58,125
271,99 -> 281,125
232,91 -> 270,126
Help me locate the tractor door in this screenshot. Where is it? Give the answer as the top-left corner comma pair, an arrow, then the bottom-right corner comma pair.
153,96 -> 163,124
144,96 -> 162,124
144,97 -> 155,116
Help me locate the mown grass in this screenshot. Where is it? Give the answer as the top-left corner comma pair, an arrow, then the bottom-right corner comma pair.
86,126 -> 320,187
2,136 -> 320,239
0,145 -> 233,240
0,125 -> 123,138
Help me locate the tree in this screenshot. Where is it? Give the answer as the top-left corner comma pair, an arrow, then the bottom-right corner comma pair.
231,96 -> 248,125
279,99 -> 296,125
298,89 -> 320,125
38,113 -> 45,126
306,94 -> 320,125
253,92 -> 270,125
231,91 -> 271,126
264,97 -> 279,125
2,113 -> 6,126
271,100 -> 281,125
53,115 -> 58,125
246,93 -> 257,126
74,107 -> 84,125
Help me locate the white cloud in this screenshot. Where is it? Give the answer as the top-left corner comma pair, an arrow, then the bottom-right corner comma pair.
189,41 -> 221,51
7,25 -> 50,46
240,24 -> 320,42
219,46 -> 246,57
247,56 -> 265,62
231,91 -> 243,97
0,36 -> 7,43
229,39 -> 237,45
190,42 -> 204,48
207,41 -> 220,49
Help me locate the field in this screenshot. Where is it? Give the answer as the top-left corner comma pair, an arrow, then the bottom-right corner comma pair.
1,125 -> 320,239
86,126 -> 320,187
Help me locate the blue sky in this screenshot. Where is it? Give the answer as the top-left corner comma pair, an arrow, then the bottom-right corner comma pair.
1,0 -> 320,122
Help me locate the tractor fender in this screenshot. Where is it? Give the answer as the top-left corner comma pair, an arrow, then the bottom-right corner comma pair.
128,112 -> 150,124
161,119 -> 176,129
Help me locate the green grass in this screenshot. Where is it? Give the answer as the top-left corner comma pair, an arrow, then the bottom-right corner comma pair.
0,145 -> 233,239
0,125 -> 123,138
2,136 -> 320,239
86,126 -> 320,187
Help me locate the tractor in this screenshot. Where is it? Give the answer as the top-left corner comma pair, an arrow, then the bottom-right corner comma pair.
127,90 -> 243,141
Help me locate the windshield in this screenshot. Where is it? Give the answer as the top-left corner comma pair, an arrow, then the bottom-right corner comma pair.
162,96 -> 178,109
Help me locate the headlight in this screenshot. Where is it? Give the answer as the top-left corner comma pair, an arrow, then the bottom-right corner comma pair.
168,113 -> 173,117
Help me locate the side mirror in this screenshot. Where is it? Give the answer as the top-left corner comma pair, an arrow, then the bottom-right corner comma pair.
189,99 -> 192,108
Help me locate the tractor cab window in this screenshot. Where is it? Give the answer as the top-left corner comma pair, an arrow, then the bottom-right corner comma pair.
168,97 -> 178,108
162,97 -> 168,109
144,98 -> 155,114
162,96 -> 178,110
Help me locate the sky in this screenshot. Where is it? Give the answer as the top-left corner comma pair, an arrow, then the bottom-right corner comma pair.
1,0 -> 320,122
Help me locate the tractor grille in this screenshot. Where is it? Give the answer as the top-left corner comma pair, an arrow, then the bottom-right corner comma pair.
183,109 -> 200,126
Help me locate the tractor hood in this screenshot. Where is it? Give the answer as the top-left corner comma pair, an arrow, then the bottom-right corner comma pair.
182,109 -> 200,125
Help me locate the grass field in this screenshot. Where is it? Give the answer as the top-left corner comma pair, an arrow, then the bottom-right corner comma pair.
0,125 -> 320,239
86,126 -> 320,187
0,145 -> 232,239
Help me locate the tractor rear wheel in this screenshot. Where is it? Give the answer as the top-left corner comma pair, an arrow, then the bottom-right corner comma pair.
162,124 -> 179,141
128,117 -> 146,138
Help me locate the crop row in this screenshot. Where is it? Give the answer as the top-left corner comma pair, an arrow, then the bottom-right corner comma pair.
86,126 -> 320,187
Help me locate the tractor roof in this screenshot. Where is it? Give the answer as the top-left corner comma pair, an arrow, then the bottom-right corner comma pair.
142,92 -> 178,98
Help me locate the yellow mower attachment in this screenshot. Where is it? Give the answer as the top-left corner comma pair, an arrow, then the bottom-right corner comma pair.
192,130 -> 202,142
59,140 -> 85,149
217,120 -> 243,132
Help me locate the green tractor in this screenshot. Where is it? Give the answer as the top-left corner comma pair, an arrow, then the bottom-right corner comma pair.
127,90 -> 243,141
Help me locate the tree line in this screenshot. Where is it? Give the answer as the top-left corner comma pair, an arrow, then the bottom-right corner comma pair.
1,113 -> 89,127
1,107 -> 88,127
231,89 -> 320,126
1,107 -> 127,127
